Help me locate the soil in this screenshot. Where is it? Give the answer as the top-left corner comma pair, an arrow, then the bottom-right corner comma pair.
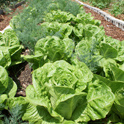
0,2 -> 124,97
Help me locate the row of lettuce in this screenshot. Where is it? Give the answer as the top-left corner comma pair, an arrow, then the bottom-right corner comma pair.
0,0 -> 124,123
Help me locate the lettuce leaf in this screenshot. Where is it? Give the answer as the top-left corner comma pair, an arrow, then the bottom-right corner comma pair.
0,66 -> 17,110
0,29 -> 23,68
22,60 -> 115,123
23,36 -> 74,69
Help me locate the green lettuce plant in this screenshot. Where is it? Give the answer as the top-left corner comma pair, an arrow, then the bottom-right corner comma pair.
10,0 -> 82,52
0,29 -> 24,68
23,36 -> 74,69
16,60 -> 114,123
94,65 -> 124,122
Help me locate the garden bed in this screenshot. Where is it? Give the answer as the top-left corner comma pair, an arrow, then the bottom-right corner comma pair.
0,0 -> 124,102
1,0 -> 123,97
0,0 -> 124,123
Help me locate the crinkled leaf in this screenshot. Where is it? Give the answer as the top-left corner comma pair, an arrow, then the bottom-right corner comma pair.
72,79 -> 115,122
33,60 -> 91,91
40,22 -> 73,38
23,85 -> 63,123
22,104 -> 61,124
74,13 -> 101,26
114,87 -> 124,119
0,47 -> 11,68
2,29 -> 20,47
103,36 -> 124,61
44,10 -> 74,23
99,58 -> 117,79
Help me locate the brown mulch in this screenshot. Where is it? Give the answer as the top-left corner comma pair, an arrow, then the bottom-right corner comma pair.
1,2 -> 124,96
83,6 -> 124,41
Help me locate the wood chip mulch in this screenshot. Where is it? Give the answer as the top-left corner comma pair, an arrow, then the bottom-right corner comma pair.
83,6 -> 124,41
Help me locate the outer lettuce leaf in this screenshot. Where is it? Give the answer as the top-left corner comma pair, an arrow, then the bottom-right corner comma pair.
8,45 -> 23,65
108,65 -> 124,119
98,58 -> 117,79
46,85 -> 87,119
0,66 -> 9,94
103,36 -> 124,62
23,36 -> 74,69
114,87 -> 124,119
93,74 -> 124,119
22,103 -> 61,124
0,94 -> 8,110
22,55 -> 43,69
100,43 -> 118,59
4,78 -> 17,98
71,79 -> 115,123
0,45 -> 23,68
110,65 -> 124,82
0,47 -> 11,68
0,66 -> 17,110
35,36 -> 74,62
23,85 -> 63,123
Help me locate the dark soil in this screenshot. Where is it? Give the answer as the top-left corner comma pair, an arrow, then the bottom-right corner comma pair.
0,2 -> 124,97
8,49 -> 32,97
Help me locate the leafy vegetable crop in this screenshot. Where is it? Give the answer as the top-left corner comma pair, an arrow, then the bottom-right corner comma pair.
0,0 -> 124,123
0,29 -> 23,68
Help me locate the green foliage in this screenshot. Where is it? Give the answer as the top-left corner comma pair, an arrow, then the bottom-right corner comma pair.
0,66 -> 17,112
81,0 -> 124,16
109,0 -> 124,16
0,104 -> 28,124
23,36 -> 74,69
10,0 -> 84,53
20,60 -> 114,123
0,0 -> 124,123
0,29 -> 24,68
92,0 -> 111,9
81,0 -> 111,9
